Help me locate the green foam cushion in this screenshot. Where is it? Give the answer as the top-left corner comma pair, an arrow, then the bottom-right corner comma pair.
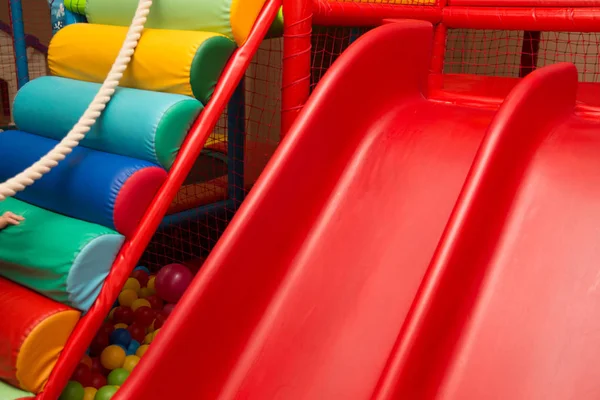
0,381 -> 33,400
0,198 -> 124,312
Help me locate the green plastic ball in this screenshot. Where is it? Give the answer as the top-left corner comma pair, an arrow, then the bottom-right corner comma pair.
59,381 -> 84,400
94,385 -> 119,400
107,368 -> 130,386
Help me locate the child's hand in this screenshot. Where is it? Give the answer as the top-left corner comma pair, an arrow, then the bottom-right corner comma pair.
0,212 -> 24,230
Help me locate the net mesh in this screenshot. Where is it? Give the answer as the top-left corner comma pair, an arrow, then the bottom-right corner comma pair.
445,29 -> 600,82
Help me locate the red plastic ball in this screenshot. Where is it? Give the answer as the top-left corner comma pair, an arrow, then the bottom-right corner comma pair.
133,306 -> 156,327
112,306 -> 134,325
161,304 -> 175,318
71,363 -> 92,387
130,270 -> 149,287
89,333 -> 110,357
155,264 -> 193,303
128,323 -> 147,343
145,294 -> 164,310
98,321 -> 115,336
90,357 -> 109,375
89,372 -> 107,389
152,313 -> 167,331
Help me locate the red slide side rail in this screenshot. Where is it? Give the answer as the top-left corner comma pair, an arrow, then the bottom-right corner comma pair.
37,1 -> 282,399
450,0 -> 600,6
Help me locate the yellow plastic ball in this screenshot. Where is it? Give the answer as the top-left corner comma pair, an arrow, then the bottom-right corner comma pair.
100,345 -> 126,370
123,277 -> 141,293
123,355 -> 141,372
136,344 -> 149,358
114,323 -> 128,330
118,289 -> 138,308
108,308 -> 116,320
83,387 -> 97,400
81,354 -> 92,369
138,287 -> 154,299
153,328 -> 161,338
147,276 -> 156,290
143,332 -> 154,344
131,298 -> 151,311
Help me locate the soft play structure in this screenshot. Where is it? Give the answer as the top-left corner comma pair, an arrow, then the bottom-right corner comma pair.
2,0 -> 600,399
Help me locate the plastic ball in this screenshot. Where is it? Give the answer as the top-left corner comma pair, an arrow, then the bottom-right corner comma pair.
134,266 -> 150,274
98,322 -> 114,337
155,264 -> 193,303
107,368 -> 130,386
135,344 -> 149,358
94,385 -> 119,400
128,323 -> 146,343
130,270 -> 150,287
162,304 -> 175,318
113,323 -> 128,330
143,332 -> 154,344
131,298 -> 151,311
147,276 -> 156,290
122,355 -> 140,372
133,306 -> 156,327
100,345 -> 126,370
89,333 -> 110,357
90,372 -> 107,389
81,355 -> 93,369
112,306 -> 134,325
123,277 -> 141,293
118,289 -> 138,308
59,380 -> 84,400
90,358 -> 108,375
71,363 -> 92,387
126,339 -> 141,356
83,387 -> 97,400
138,287 -> 154,299
109,328 -> 132,347
108,309 -> 116,321
145,294 -> 163,310
150,313 -> 166,332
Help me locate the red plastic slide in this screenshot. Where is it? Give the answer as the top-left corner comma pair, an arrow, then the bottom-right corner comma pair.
117,21 -> 600,399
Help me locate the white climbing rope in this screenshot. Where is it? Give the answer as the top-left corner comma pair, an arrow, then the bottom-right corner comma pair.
0,0 -> 153,201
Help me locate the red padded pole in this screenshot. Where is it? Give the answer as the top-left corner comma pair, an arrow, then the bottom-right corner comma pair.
282,0 -> 312,137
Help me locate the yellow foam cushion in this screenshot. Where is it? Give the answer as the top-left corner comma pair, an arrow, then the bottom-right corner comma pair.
85,0 -> 267,46
48,24 -> 236,103
17,310 -> 80,393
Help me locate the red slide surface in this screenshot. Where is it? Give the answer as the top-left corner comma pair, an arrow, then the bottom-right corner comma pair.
118,21 -> 600,399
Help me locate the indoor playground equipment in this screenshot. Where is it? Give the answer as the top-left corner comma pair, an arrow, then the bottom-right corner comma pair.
1,0 -> 600,399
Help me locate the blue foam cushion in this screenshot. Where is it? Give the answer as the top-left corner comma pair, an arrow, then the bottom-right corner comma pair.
13,76 -> 203,169
0,130 -> 167,235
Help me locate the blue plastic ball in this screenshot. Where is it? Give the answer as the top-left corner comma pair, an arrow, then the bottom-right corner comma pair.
126,339 -> 141,356
134,266 -> 150,274
109,328 -> 132,347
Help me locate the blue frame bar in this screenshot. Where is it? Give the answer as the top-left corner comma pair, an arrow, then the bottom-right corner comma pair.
9,0 -> 29,88
227,80 -> 246,209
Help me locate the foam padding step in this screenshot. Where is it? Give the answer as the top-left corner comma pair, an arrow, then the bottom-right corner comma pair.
0,197 -> 124,312
0,130 -> 166,236
49,24 -> 236,103
85,0 -> 266,46
14,76 -> 203,169
0,278 -> 80,394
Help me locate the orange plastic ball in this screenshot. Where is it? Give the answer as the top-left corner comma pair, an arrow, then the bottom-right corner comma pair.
123,278 -> 141,293
138,287 -> 154,299
136,345 -> 149,358
131,298 -> 151,312
100,345 -> 126,370
114,323 -> 128,330
122,355 -> 141,372
83,387 -> 97,400
118,289 -> 138,308
80,355 -> 92,369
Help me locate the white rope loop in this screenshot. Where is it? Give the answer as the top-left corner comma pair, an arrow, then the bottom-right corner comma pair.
0,0 -> 153,201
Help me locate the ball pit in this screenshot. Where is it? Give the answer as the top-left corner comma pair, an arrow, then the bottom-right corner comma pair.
61,263 -> 194,399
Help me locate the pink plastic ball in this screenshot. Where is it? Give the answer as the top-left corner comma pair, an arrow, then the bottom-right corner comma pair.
155,264 -> 193,303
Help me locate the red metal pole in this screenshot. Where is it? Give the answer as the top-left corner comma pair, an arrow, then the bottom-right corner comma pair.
282,0 -> 312,138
